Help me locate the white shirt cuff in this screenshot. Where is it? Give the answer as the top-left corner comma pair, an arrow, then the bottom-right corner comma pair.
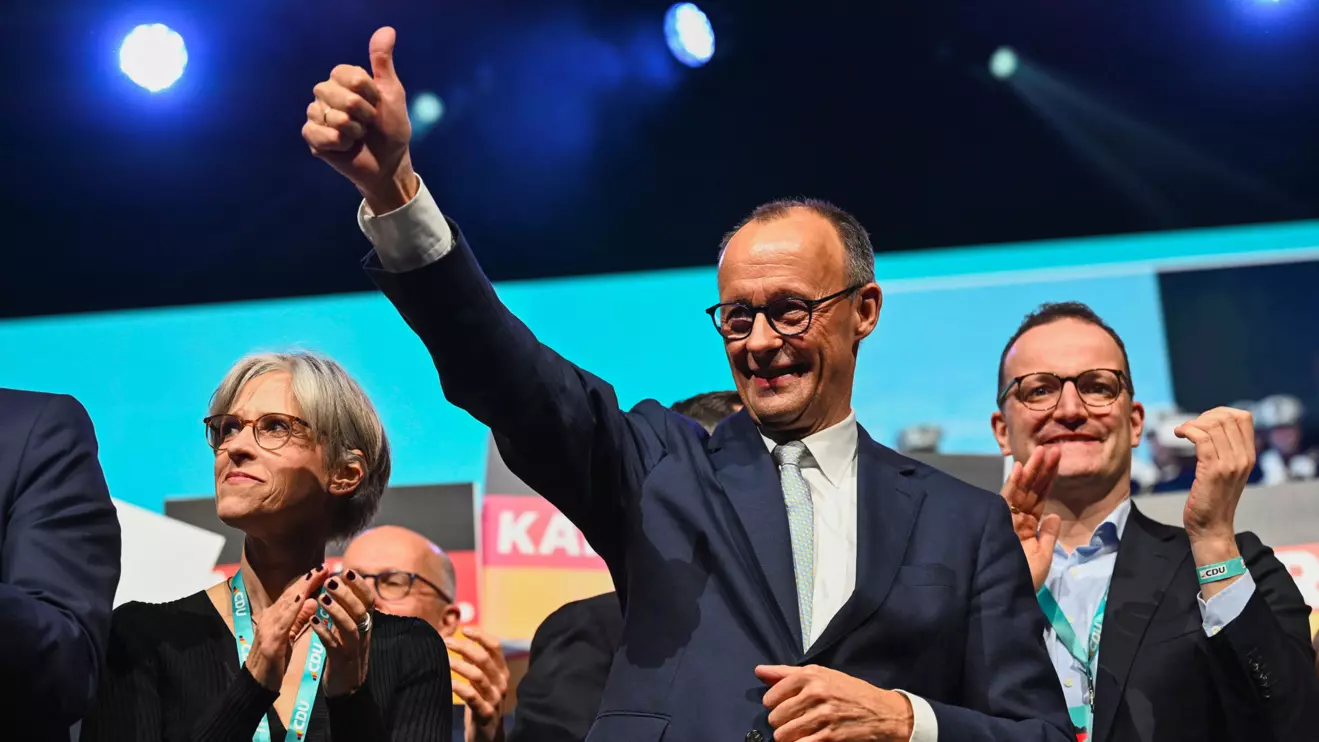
1198,570 -> 1257,638
895,690 -> 938,742
356,174 -> 454,272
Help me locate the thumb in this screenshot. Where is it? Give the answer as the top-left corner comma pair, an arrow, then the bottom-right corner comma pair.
369,26 -> 400,83
1038,513 -> 1062,552
754,664 -> 795,684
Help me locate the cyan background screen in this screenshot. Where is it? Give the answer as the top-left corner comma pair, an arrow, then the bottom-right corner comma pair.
5,218 -> 1319,512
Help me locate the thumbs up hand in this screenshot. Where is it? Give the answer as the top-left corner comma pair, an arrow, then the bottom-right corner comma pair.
304,27 -> 417,213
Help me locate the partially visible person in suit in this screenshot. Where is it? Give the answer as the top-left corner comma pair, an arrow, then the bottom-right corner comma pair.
671,390 -> 744,434
83,351 -> 451,741
343,525 -> 510,742
1313,631 -> 1319,677
0,388 -> 120,741
307,28 -> 1073,741
511,593 -> 623,742
995,302 -> 1319,742
511,393 -> 739,742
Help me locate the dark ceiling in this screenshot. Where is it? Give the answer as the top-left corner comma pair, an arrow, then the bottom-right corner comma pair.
4,0 -> 1318,318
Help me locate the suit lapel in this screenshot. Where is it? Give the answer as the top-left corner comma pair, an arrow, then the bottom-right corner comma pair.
805,426 -> 924,660
1091,504 -> 1189,742
709,410 -> 802,652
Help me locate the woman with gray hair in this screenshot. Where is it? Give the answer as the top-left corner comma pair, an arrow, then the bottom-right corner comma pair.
84,351 -> 451,741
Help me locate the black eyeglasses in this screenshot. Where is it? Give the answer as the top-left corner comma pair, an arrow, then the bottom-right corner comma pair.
356,570 -> 453,603
203,413 -> 314,452
998,368 -> 1133,411
705,285 -> 862,340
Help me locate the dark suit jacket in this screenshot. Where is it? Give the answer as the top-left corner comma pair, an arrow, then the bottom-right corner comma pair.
368,223 -> 1073,742
1092,505 -> 1319,742
511,593 -> 624,742
0,389 -> 121,738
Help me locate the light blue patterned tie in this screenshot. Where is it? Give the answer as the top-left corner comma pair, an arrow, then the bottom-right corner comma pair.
773,441 -> 815,650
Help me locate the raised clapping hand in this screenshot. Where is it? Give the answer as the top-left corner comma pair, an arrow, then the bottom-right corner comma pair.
303,27 -> 416,213
1175,407 -> 1256,543
447,626 -> 511,742
311,569 -> 377,698
1174,407 -> 1255,595
244,568 -> 329,691
1001,445 -> 1063,591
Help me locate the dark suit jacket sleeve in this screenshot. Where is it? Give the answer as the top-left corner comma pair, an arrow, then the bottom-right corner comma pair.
510,594 -> 623,742
926,496 -> 1074,742
0,394 -> 121,725
366,225 -> 664,558
1205,532 -> 1319,739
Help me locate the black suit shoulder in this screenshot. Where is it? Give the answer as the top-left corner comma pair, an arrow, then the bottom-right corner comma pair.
511,592 -> 623,742
538,592 -> 624,646
871,443 -> 1008,518
0,387 -> 96,435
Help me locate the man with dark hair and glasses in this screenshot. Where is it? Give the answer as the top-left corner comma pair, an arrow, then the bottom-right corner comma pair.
306,28 -> 1071,742
994,301 -> 1319,742
343,525 -> 510,742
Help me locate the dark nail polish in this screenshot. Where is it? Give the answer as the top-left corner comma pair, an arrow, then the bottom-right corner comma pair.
316,565 -> 325,572
328,580 -> 339,590
312,616 -> 320,624
305,571 -> 312,580
346,571 -> 356,581
322,595 -> 332,606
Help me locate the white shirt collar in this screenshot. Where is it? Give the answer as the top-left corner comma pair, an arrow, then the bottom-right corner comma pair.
760,411 -> 859,487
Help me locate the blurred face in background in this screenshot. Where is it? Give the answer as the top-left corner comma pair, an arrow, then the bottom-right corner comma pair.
716,209 -> 880,439
992,319 -> 1146,503
343,525 -> 461,636
210,372 -> 360,538
1268,425 -> 1302,456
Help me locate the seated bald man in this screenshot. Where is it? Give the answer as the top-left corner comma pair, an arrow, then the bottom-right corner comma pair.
343,526 -> 510,742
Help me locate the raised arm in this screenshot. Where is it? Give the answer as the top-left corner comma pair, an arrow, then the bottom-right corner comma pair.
0,393 -> 121,726
301,28 -> 663,555
1174,408 -> 1319,738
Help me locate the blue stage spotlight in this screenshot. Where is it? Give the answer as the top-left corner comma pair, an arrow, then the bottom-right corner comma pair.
119,24 -> 187,92
664,3 -> 715,68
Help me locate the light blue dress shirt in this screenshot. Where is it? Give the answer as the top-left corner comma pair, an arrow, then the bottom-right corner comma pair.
1042,498 -> 1256,719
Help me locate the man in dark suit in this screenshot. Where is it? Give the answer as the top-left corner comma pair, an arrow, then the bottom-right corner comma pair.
0,389 -> 121,739
995,302 -> 1319,742
304,28 -> 1073,742
512,592 -> 625,742
510,393 -> 742,742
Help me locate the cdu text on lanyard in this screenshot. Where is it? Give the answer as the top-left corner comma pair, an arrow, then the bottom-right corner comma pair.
1037,584 -> 1108,735
231,570 -> 333,742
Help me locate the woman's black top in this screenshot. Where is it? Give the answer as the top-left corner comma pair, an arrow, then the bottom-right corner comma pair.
81,591 -> 452,741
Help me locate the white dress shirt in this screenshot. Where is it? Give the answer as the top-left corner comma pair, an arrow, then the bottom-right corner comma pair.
760,412 -> 859,649
359,176 -> 937,741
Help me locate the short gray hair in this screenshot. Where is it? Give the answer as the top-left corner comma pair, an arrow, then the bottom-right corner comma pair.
208,351 -> 392,540
717,198 -> 876,287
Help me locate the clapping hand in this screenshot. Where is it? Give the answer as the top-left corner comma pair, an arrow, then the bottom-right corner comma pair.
244,568 -> 329,691
310,569 -> 377,698
448,627 -> 511,742
1001,445 -> 1063,591
1175,407 -> 1256,544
